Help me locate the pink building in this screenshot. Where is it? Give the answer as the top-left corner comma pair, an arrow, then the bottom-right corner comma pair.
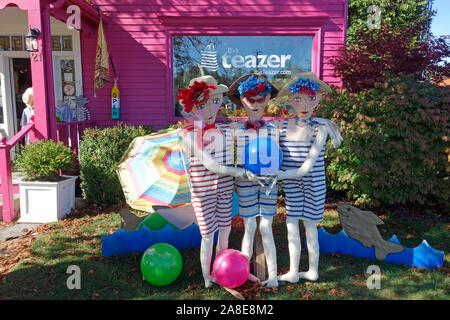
0,0 -> 348,221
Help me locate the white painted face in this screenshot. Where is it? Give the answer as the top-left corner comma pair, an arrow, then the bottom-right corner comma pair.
290,93 -> 322,120
192,92 -> 223,125
240,93 -> 271,120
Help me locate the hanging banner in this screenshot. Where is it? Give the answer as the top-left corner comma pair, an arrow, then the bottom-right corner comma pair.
94,17 -> 110,97
112,79 -> 120,119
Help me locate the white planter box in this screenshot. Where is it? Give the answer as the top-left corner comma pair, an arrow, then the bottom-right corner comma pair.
18,175 -> 77,223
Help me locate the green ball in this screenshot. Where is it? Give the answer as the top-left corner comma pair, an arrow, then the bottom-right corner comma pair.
140,243 -> 182,287
137,212 -> 168,231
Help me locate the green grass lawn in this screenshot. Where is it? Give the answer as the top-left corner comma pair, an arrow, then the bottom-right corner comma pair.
0,204 -> 448,300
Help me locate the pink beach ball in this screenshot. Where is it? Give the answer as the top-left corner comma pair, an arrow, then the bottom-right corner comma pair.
212,249 -> 250,288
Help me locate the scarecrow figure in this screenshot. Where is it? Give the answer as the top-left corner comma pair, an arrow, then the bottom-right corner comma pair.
177,75 -> 262,288
227,73 -> 280,288
275,72 -> 342,283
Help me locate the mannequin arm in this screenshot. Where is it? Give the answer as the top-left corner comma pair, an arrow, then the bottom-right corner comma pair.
182,130 -> 246,178
276,125 -> 328,180
311,118 -> 343,148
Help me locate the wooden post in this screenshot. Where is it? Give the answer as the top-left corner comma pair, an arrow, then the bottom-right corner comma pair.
69,124 -> 79,154
253,216 -> 266,281
27,0 -> 57,141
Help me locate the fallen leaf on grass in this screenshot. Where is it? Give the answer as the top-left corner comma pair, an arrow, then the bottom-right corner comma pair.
300,291 -> 313,300
87,256 -> 100,261
183,283 -> 201,293
188,269 -> 197,277
224,280 -> 263,300
330,288 -> 338,297
128,267 -> 138,273
437,266 -> 450,275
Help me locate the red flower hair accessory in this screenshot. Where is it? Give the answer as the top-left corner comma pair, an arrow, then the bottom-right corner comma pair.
177,81 -> 217,113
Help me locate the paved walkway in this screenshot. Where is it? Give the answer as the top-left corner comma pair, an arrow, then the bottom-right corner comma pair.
0,223 -> 39,242
0,197 -> 87,236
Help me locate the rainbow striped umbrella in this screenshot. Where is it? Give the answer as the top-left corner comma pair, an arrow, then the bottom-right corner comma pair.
117,129 -> 191,212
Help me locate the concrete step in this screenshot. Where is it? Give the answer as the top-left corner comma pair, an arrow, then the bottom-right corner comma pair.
0,193 -> 21,220
0,171 -> 25,185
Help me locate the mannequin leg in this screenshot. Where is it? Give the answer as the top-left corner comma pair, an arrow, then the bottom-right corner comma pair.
259,216 -> 278,287
278,217 -> 301,283
298,220 -> 319,281
241,217 -> 257,260
200,233 -> 215,288
216,226 -> 231,257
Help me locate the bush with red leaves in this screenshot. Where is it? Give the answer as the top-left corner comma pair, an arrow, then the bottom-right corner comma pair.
331,23 -> 450,93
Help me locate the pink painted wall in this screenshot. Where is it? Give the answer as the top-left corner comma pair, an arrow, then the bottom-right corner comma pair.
80,0 -> 348,130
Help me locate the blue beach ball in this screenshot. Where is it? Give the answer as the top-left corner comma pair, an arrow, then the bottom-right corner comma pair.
243,137 -> 282,175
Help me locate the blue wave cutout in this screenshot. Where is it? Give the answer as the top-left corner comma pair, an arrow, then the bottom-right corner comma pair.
102,223 -> 211,256
314,227 -> 444,269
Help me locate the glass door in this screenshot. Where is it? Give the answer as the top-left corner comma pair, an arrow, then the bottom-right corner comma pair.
9,58 -> 32,157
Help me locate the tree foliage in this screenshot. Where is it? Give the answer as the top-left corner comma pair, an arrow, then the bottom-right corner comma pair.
331,22 -> 450,92
347,0 -> 432,45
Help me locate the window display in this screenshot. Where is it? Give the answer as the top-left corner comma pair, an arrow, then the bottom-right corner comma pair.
173,35 -> 313,117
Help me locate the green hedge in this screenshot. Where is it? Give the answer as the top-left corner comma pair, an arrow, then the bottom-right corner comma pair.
78,123 -> 153,207
316,74 -> 450,209
15,139 -> 75,181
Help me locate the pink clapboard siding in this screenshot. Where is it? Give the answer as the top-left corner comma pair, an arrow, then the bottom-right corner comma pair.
80,0 -> 348,130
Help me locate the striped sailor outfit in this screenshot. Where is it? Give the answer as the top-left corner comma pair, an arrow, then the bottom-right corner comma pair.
279,118 -> 327,221
182,123 -> 235,236
234,120 -> 279,218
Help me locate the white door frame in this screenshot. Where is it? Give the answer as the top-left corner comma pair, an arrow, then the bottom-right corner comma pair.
52,31 -> 83,105
0,51 -> 29,141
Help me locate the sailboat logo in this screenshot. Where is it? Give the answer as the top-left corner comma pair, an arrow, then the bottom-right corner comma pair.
201,43 -> 219,72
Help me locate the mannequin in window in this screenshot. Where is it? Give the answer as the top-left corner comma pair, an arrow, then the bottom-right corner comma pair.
20,87 -> 34,144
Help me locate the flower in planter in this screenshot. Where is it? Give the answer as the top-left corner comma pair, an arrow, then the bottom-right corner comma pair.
14,139 -> 76,181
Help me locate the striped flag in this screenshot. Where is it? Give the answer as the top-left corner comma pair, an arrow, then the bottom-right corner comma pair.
94,18 -> 110,96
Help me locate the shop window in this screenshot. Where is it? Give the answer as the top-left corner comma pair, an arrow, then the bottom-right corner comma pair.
52,36 -> 62,51
60,59 -> 76,103
62,36 -> 73,51
51,36 -> 73,51
0,35 -> 73,52
11,36 -> 23,51
172,35 -> 313,118
0,36 -> 10,51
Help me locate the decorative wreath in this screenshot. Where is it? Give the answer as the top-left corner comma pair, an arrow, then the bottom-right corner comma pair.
238,75 -> 272,98
177,81 -> 217,113
289,78 -> 321,96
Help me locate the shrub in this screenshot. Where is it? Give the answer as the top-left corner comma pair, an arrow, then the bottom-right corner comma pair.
14,139 -> 76,181
316,74 -> 450,208
78,123 -> 153,207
